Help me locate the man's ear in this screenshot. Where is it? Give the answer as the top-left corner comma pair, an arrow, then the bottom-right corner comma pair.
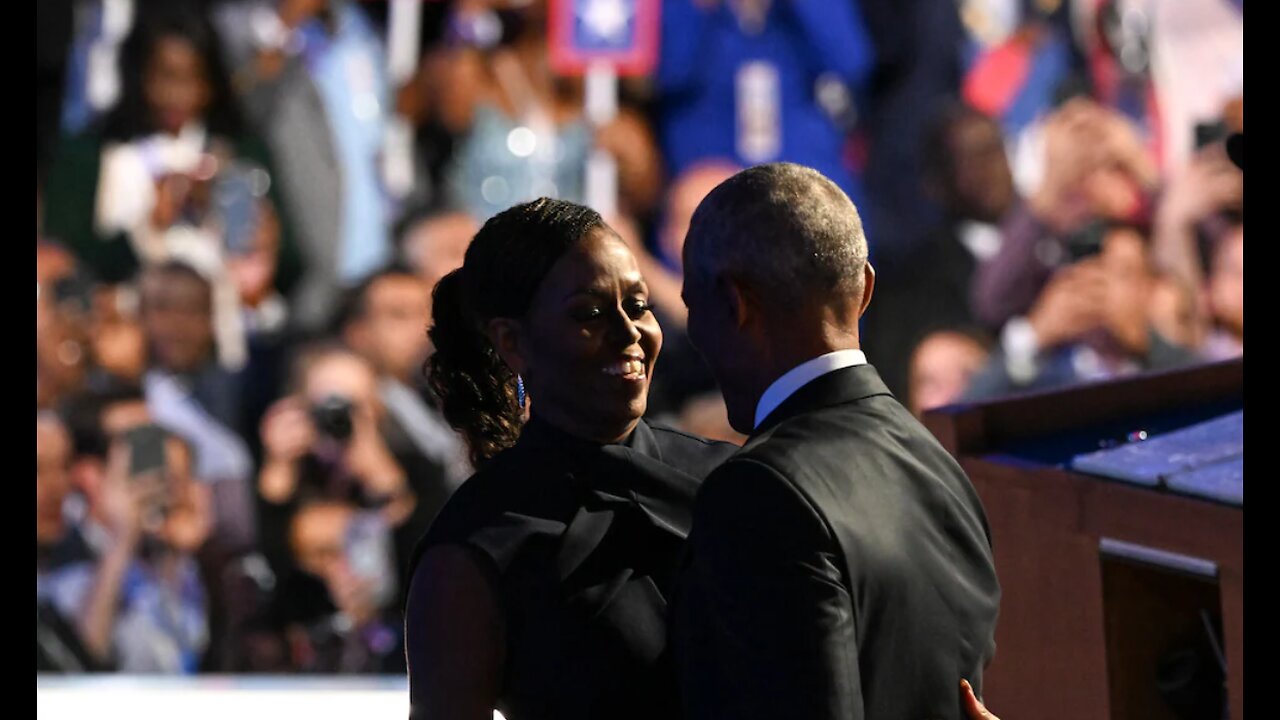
486,317 -> 527,377
722,274 -> 757,331
859,262 -> 876,317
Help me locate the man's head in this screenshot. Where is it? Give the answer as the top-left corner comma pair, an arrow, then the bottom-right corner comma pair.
908,330 -> 991,417
400,210 -> 477,298
139,261 -> 215,374
292,343 -> 384,428
36,244 -> 92,406
922,103 -> 1016,224
1096,224 -> 1156,357
661,161 -> 740,270
681,163 -> 874,433
289,500 -> 355,582
342,266 -> 433,384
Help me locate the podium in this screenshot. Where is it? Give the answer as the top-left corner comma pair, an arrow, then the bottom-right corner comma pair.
924,359 -> 1244,720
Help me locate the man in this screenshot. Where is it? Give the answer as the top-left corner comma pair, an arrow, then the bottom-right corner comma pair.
862,102 -> 1014,398
45,413 -> 213,673
673,162 -> 1001,719
962,225 -> 1198,401
257,343 -> 454,625
398,209 -> 476,303
215,0 -> 392,332
338,265 -> 470,490
139,261 -> 256,551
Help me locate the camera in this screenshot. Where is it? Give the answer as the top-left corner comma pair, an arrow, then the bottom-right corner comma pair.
310,395 -> 355,443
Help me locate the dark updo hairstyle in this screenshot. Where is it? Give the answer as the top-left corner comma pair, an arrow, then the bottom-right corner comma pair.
427,198 -> 607,466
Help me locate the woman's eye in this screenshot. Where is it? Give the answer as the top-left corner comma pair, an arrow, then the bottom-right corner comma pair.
572,306 -> 603,322
625,299 -> 653,319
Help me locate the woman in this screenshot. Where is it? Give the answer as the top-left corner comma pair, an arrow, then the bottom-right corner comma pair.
405,198 -> 1002,719
405,198 -> 734,718
43,3 -> 300,298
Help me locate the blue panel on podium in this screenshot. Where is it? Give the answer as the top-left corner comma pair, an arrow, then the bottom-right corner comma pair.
1069,411 -> 1243,504
1166,455 -> 1244,505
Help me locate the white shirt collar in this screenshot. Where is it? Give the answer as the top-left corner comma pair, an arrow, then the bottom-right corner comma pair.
754,349 -> 868,429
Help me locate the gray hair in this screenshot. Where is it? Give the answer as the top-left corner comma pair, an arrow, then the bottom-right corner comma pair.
683,163 -> 868,310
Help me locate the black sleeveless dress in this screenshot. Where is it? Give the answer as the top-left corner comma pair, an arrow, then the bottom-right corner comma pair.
406,416 -> 737,719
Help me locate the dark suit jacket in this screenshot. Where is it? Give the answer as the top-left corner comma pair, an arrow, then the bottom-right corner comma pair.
672,364 -> 1000,719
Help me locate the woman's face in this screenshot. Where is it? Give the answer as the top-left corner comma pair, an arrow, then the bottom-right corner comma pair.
503,229 -> 663,443
145,35 -> 212,135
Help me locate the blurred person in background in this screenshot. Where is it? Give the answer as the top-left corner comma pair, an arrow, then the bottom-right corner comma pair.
964,223 -> 1196,400
1151,136 -> 1243,323
35,247 -> 132,415
856,0 -> 970,267
38,412 -> 108,673
971,98 -> 1159,330
414,0 -> 662,221
40,417 -> 214,674
863,102 -> 1015,398
217,0 -> 397,331
58,384 -> 200,627
139,261 -> 257,553
38,244 -> 94,410
397,207 -> 477,303
256,344 -> 444,622
656,0 -> 875,208
39,413 -> 89,575
1200,223 -> 1243,361
1146,271 -> 1204,357
657,162 -> 739,269
650,161 -> 740,321
89,282 -> 150,388
43,1 -> 298,298
58,382 -> 156,570
907,328 -> 992,417
338,265 -> 471,490
57,379 -> 271,673
39,242 -> 151,399
276,499 -> 406,672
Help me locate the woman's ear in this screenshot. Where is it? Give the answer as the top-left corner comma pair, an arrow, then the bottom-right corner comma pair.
486,317 -> 527,377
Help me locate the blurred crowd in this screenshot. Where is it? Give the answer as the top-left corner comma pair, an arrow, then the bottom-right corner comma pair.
36,0 -> 1242,674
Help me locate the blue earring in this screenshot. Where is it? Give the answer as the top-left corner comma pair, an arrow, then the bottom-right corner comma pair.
517,375 -> 526,408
